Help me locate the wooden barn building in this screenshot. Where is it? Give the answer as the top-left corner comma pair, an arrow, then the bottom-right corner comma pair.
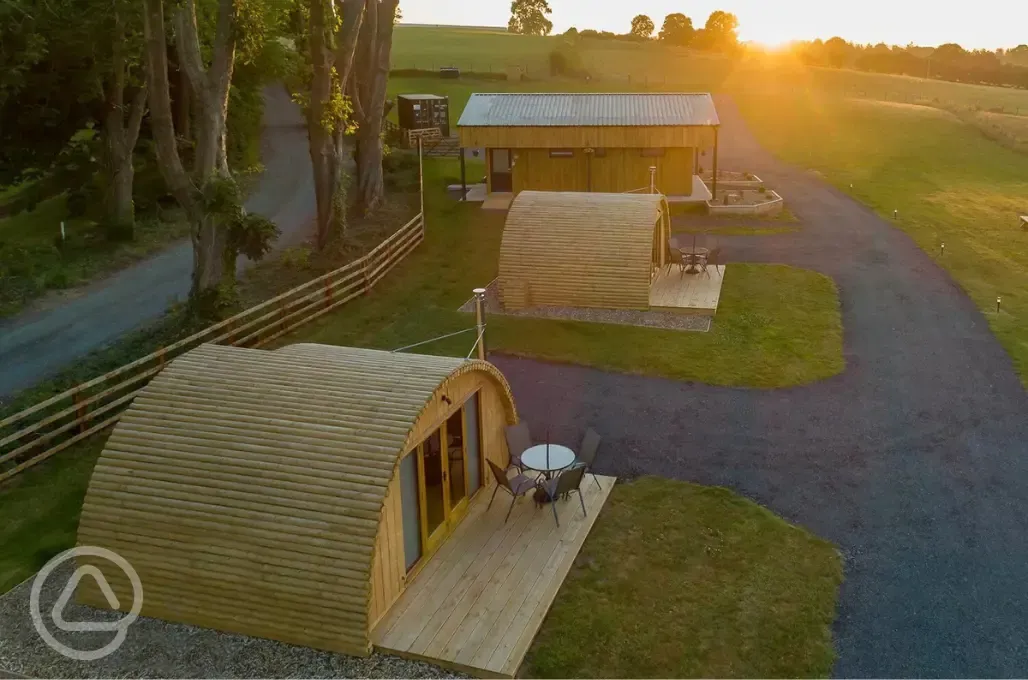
456,92 -> 720,204
75,342 -> 521,656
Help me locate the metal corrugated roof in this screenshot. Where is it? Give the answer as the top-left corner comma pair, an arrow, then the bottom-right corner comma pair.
457,93 -> 719,127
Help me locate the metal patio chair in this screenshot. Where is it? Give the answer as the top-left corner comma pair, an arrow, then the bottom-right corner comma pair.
536,466 -> 588,527
487,460 -> 538,523
504,422 -> 532,472
570,427 -> 603,490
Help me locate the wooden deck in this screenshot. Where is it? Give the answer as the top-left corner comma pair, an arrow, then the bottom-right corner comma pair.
372,474 -> 616,678
481,192 -> 514,211
649,264 -> 726,315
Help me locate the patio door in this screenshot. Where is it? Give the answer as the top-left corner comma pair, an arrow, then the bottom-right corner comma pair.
402,396 -> 484,571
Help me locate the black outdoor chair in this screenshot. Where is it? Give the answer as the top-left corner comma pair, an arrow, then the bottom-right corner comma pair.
665,249 -> 687,278
487,459 -> 539,523
702,247 -> 723,277
504,422 -> 532,471
571,427 -> 603,490
536,466 -> 587,527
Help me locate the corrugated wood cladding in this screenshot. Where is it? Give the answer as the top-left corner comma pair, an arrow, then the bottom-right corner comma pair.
512,148 -> 696,195
498,191 -> 670,310
459,125 -> 715,149
76,342 -> 518,656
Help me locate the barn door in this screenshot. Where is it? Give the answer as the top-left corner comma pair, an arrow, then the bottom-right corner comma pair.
490,149 -> 513,192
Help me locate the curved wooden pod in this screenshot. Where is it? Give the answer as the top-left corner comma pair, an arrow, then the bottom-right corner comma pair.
498,191 -> 670,310
76,342 -> 518,656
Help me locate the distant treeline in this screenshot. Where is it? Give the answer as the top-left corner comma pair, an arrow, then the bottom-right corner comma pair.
793,39 -> 1028,90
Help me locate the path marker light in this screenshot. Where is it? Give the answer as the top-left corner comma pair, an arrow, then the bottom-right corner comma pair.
997,296 -> 1002,313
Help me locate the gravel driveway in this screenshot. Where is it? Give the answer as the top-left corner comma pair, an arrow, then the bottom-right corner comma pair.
493,97 -> 1028,677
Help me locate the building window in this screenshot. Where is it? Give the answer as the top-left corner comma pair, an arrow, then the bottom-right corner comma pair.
641,148 -> 665,157
549,149 -> 575,158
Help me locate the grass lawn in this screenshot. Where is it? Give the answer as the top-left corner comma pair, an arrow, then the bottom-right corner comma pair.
523,476 -> 843,678
285,158 -> 844,388
0,194 -> 191,317
733,89 -> 1028,385
0,440 -> 102,593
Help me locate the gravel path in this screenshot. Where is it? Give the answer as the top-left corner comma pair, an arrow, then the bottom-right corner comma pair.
0,564 -> 464,679
0,85 -> 316,399
457,280 -> 710,332
490,96 -> 1028,677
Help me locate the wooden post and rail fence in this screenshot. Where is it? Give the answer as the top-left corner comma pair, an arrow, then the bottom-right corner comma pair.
1,147 -> 428,484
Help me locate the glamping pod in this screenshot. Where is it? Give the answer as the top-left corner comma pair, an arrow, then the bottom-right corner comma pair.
498,190 -> 671,310
75,343 -> 518,655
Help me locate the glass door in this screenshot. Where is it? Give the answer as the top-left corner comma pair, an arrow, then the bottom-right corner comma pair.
418,429 -> 448,553
401,395 -> 487,572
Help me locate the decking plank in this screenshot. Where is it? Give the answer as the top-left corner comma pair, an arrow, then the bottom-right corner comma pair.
372,476 -> 615,678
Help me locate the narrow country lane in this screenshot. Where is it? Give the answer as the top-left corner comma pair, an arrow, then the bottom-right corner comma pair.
0,85 -> 314,399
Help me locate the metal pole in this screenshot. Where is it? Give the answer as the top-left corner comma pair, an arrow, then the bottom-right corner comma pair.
418,137 -> 424,219
648,166 -> 656,194
459,147 -> 467,201
711,126 -> 719,200
473,288 -> 487,361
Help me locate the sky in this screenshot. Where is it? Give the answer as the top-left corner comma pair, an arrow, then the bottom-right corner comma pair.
403,0 -> 1028,50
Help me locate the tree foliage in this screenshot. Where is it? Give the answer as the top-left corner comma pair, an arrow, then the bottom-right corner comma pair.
630,15 -> 655,39
507,0 -> 553,37
658,13 -> 694,45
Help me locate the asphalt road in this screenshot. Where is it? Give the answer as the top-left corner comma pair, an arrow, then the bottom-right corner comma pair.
0,85 -> 314,398
493,97 -> 1028,676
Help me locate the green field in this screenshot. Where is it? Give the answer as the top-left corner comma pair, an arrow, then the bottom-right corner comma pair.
524,477 -> 843,678
392,25 -> 1028,114
285,158 -> 844,389
390,25 -> 1028,386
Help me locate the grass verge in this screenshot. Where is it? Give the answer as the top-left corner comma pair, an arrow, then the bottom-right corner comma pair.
522,476 -> 843,678
0,195 -> 192,317
733,89 -> 1028,385
287,159 -> 844,388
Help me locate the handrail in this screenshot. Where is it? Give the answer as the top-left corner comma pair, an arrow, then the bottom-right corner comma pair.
0,211 -> 426,483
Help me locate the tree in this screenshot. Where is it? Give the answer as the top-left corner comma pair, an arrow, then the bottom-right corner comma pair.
701,10 -> 739,51
824,36 -> 853,68
349,0 -> 401,215
630,15 -> 654,39
306,0 -> 364,248
507,0 -> 552,37
102,2 -> 148,238
143,0 -> 275,308
658,13 -> 694,45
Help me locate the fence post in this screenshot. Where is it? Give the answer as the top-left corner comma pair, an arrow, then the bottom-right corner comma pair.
648,166 -> 656,194
73,392 -> 88,434
418,137 -> 425,223
473,288 -> 488,361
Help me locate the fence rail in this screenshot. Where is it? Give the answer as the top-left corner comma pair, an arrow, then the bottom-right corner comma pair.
0,211 -> 426,483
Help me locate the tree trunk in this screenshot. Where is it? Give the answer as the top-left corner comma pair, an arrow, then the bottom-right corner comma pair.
306,0 -> 364,250
349,0 -> 398,215
355,124 -> 383,211
102,7 -> 147,237
143,0 -> 236,302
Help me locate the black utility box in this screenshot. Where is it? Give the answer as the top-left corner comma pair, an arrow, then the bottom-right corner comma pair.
397,94 -> 450,137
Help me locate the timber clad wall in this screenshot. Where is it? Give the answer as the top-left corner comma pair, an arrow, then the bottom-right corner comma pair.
459,125 -> 715,150
77,343 -> 517,656
512,147 -> 695,195
498,191 -> 670,310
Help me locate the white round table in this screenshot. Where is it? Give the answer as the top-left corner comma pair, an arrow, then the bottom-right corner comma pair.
520,444 -> 576,478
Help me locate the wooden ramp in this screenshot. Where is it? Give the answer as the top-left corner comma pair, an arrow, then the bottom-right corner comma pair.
649,265 -> 726,315
372,474 -> 616,678
481,192 -> 514,211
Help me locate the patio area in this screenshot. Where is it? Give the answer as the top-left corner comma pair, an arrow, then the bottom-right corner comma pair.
372,473 -> 616,678
649,264 -> 726,315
